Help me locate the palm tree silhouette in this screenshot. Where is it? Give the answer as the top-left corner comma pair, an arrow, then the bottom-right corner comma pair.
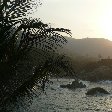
0,0 -> 72,105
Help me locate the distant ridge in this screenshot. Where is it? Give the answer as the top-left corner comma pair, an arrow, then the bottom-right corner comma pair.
61,37 -> 112,58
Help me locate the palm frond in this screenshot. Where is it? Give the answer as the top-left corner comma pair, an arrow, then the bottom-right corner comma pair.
0,0 -> 73,106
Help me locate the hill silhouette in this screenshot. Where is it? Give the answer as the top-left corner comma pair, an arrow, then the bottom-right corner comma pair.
61,37 -> 112,59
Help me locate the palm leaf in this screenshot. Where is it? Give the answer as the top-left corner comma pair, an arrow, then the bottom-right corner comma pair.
0,0 -> 73,106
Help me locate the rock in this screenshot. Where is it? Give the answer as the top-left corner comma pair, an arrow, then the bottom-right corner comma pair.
60,80 -> 86,89
86,87 -> 110,95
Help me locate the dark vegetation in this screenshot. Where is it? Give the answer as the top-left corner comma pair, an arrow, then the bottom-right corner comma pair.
0,0 -> 73,106
69,57 -> 112,81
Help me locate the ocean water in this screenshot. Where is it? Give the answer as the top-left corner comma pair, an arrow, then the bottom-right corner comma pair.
4,79 -> 112,112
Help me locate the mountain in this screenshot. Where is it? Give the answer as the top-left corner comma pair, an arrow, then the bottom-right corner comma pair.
61,37 -> 112,59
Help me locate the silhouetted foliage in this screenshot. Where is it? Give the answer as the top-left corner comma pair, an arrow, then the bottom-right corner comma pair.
1,2 -> 71,78
0,0 -> 71,76
0,0 -> 72,105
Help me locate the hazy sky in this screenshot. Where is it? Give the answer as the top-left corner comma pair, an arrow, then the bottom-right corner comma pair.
32,0 -> 112,40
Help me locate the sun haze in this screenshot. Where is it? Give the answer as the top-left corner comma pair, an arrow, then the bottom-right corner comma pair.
33,0 -> 112,40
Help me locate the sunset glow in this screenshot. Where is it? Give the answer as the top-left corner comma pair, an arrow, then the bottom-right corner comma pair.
99,11 -> 112,40
32,0 -> 112,40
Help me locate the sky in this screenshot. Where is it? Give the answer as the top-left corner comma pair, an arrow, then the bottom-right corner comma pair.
32,0 -> 112,40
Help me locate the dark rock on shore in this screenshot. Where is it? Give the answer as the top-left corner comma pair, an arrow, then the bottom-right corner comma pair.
60,80 -> 86,89
86,87 -> 110,95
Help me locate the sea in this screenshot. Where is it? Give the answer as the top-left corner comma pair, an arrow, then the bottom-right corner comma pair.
3,79 -> 112,112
